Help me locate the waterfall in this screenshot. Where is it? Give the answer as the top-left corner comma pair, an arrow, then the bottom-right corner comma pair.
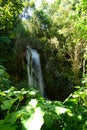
26,46 -> 33,88
26,46 -> 44,97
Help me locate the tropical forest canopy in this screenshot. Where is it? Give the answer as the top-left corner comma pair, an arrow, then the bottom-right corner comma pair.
0,0 -> 87,130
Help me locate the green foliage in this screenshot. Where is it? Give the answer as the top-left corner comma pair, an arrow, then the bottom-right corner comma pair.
0,67 -> 86,130
0,70 -> 87,130
0,0 -> 24,34
0,0 -> 24,78
9,0 -> 87,100
0,0 -> 87,129
63,90 -> 87,129
82,75 -> 87,86
0,87 -> 63,130
0,65 -> 10,90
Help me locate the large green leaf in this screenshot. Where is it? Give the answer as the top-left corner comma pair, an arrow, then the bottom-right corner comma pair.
0,120 -> 17,130
5,111 -> 22,125
1,98 -> 17,110
21,107 -> 44,130
44,114 -> 53,128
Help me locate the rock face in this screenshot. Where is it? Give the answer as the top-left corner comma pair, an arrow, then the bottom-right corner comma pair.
45,85 -> 74,101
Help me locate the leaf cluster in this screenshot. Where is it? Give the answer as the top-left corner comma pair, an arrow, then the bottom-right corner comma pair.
0,67 -> 87,130
0,65 -> 10,90
0,0 -> 24,34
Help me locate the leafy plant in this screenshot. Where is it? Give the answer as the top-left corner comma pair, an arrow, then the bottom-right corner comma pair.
0,65 -> 10,90
0,83 -> 87,130
0,65 -> 87,130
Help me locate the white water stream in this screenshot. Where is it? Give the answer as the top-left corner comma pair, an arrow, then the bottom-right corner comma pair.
26,46 -> 44,97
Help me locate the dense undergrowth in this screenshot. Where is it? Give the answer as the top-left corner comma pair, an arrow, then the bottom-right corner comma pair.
0,66 -> 87,130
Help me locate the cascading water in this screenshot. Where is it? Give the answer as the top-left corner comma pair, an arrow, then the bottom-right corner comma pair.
26,46 -> 44,97
26,46 -> 33,88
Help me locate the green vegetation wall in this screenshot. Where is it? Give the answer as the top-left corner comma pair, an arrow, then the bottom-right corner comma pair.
21,0 -> 87,100
0,0 -> 87,100
0,0 -> 25,82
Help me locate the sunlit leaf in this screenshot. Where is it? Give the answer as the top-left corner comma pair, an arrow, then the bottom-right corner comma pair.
55,106 -> 69,114
21,107 -> 44,130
